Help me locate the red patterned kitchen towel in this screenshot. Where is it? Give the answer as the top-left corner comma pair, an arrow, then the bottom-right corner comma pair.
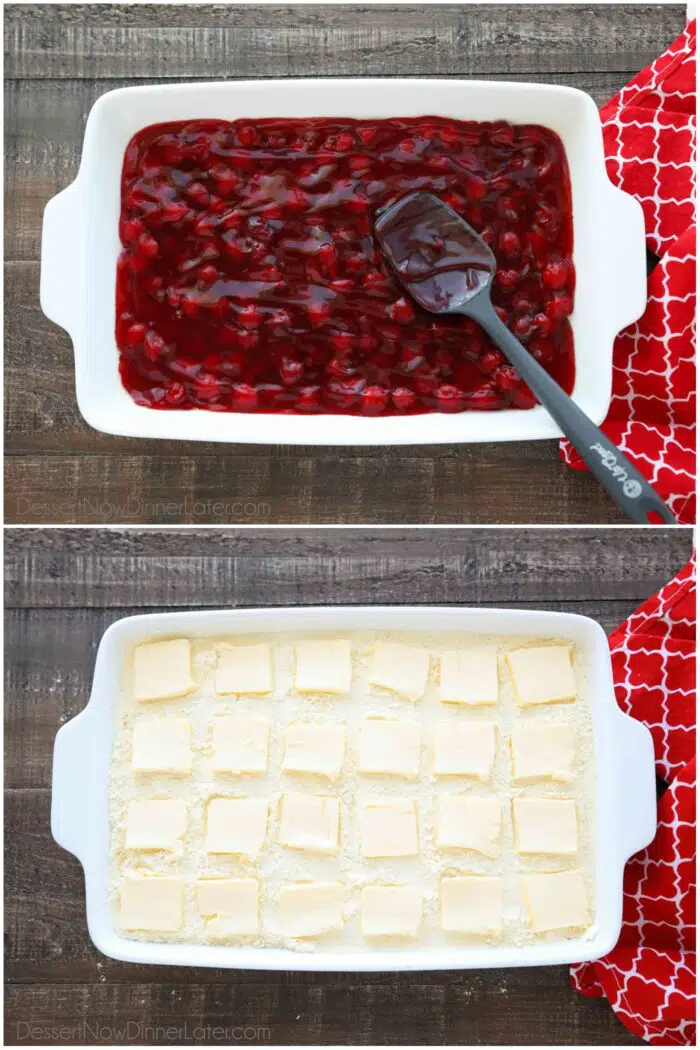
571,556 -> 696,1045
560,21 -> 696,524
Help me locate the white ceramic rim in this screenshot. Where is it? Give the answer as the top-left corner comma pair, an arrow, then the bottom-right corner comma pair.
51,604 -> 657,970
40,78 -> 647,445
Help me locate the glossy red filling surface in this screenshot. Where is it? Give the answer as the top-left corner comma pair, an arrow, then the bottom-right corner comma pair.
117,117 -> 575,415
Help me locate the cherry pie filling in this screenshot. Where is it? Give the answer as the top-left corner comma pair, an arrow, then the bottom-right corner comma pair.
117,116 -> 575,415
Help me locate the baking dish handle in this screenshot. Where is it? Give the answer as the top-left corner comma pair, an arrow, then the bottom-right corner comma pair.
604,184 -> 647,337
40,180 -> 85,338
615,709 -> 657,862
51,708 -> 94,862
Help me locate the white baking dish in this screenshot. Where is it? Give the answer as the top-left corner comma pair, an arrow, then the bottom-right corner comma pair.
41,78 -> 645,445
52,605 -> 655,970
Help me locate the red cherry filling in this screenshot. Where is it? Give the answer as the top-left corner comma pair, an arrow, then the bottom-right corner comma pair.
117,116 -> 575,415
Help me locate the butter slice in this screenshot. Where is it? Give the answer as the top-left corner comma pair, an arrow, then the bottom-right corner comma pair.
359,718 -> 421,779
441,875 -> 503,935
368,642 -> 430,699
506,646 -> 577,706
196,877 -> 259,937
205,797 -> 268,856
132,717 -> 192,775
513,797 -> 578,855
522,870 -> 589,931
120,872 -> 183,932
358,798 -> 418,857
433,721 -> 496,780
437,794 -> 501,856
124,798 -> 187,851
361,886 -> 423,938
212,715 -> 269,774
282,723 -> 345,779
279,793 -> 340,853
278,882 -> 344,938
215,644 -> 272,696
133,638 -> 194,702
294,640 -> 352,694
511,723 -> 576,781
439,650 -> 499,705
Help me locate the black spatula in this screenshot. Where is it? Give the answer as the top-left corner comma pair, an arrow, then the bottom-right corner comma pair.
375,192 -> 675,525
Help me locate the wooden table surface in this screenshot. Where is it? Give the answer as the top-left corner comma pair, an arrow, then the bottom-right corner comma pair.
4,3 -> 687,526
5,526 -> 693,1045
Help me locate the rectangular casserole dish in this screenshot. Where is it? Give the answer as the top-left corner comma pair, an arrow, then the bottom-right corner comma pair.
52,604 -> 656,970
41,78 -> 646,445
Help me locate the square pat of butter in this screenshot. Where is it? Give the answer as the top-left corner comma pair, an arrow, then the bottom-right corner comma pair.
132,717 -> 192,775
205,797 -> 269,857
278,882 -> 344,937
522,870 -> 589,931
196,877 -> 260,937
368,642 -> 430,699
511,723 -> 576,781
133,638 -> 194,702
358,798 -> 418,858
361,885 -> 423,938
513,797 -> 578,855
215,644 -> 273,696
124,798 -> 187,851
279,793 -> 340,853
506,645 -> 577,706
439,650 -> 499,705
120,872 -> 183,932
441,876 -> 503,935
433,721 -> 496,780
437,794 -> 501,856
282,723 -> 345,779
212,715 -> 269,774
359,718 -> 421,779
294,640 -> 352,694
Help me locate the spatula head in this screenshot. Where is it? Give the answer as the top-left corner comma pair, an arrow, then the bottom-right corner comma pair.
375,191 -> 496,314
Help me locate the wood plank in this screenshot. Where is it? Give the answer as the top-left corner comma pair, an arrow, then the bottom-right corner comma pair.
7,523 -> 692,564
2,2 -> 684,35
4,71 -> 635,263
4,976 -> 643,1044
6,527 -> 690,609
4,5 -> 684,81
5,454 -> 631,527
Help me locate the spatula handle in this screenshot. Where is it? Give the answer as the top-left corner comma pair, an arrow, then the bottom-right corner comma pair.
466,297 -> 676,524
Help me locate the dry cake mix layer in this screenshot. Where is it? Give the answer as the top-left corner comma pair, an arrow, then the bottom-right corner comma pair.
109,630 -> 595,951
